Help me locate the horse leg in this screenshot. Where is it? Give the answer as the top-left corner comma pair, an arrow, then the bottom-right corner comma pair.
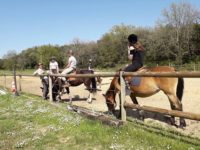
42,81 -> 48,100
85,82 -> 94,103
57,78 -> 63,95
97,77 -> 102,89
167,93 -> 186,128
168,102 -> 176,126
65,87 -> 72,104
87,92 -> 92,103
130,93 -> 138,104
130,93 -> 144,120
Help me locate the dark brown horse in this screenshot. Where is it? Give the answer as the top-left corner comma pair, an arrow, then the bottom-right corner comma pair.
103,66 -> 186,128
54,69 -> 97,103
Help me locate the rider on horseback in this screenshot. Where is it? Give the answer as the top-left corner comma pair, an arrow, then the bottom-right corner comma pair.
123,34 -> 145,89
124,34 -> 145,72
61,50 -> 77,87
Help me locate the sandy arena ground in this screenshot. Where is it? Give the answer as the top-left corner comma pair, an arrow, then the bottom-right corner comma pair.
1,76 -> 200,139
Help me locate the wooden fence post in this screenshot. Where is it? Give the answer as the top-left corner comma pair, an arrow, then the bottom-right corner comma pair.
49,75 -> 53,101
193,63 -> 196,71
19,75 -> 22,92
119,71 -> 126,122
13,67 -> 19,96
4,74 -> 6,90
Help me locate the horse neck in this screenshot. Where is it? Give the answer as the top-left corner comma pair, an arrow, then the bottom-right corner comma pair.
112,76 -> 121,91
106,77 -> 119,96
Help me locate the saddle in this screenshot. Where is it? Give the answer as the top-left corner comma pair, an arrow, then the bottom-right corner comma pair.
66,69 -> 77,81
125,66 -> 148,86
137,66 -> 149,72
62,69 -> 77,88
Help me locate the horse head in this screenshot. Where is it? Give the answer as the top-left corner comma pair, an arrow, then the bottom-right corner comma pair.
103,89 -> 117,113
103,77 -> 119,114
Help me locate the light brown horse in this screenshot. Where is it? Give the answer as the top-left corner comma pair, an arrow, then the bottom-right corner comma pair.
103,66 -> 186,128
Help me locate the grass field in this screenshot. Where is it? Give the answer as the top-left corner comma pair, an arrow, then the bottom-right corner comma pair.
0,93 -> 199,150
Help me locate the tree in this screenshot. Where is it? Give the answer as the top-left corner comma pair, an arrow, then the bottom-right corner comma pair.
157,1 -> 200,65
36,45 -> 64,69
2,50 -> 17,70
97,24 -> 136,67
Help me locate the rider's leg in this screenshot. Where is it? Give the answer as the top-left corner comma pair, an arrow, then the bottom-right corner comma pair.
123,63 -> 142,89
60,67 -> 74,82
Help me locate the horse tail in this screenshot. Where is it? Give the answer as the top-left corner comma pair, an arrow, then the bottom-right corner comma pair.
89,70 -> 97,93
176,77 -> 184,101
91,77 -> 97,93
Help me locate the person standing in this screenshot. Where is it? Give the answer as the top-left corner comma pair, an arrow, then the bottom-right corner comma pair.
88,59 -> 92,70
33,63 -> 49,100
49,56 -> 59,74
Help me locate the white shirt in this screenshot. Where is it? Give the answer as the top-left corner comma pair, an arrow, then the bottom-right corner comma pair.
33,68 -> 47,80
68,56 -> 77,68
33,68 -> 45,75
128,46 -> 135,60
49,61 -> 59,73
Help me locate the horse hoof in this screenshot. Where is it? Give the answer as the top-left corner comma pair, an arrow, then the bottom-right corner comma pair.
87,99 -> 92,103
179,123 -> 186,129
138,110 -> 145,121
116,114 -> 121,119
139,116 -> 144,121
87,101 -> 92,104
179,120 -> 186,128
106,111 -> 113,116
68,100 -> 72,105
56,95 -> 61,101
67,105 -> 73,111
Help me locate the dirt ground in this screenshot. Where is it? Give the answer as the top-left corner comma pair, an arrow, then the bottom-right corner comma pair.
1,76 -> 200,139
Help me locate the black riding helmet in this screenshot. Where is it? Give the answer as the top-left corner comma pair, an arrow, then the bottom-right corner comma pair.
50,56 -> 56,60
128,34 -> 138,44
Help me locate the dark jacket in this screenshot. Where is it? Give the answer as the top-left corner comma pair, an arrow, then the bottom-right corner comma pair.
124,49 -> 144,72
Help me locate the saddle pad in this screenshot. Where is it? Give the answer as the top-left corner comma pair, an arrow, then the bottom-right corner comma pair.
131,77 -> 141,86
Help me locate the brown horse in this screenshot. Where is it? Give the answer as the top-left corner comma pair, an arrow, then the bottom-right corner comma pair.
103,66 -> 186,128
55,69 -> 97,103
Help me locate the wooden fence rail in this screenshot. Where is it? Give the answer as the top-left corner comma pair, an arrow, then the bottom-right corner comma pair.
2,71 -> 200,78
124,102 -> 200,121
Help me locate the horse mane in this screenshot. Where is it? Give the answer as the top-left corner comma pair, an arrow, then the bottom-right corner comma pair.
106,74 -> 121,96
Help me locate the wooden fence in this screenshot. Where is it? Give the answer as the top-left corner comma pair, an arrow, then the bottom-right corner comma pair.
1,71 -> 200,122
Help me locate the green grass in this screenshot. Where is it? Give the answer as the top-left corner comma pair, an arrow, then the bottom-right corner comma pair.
0,93 -> 200,150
